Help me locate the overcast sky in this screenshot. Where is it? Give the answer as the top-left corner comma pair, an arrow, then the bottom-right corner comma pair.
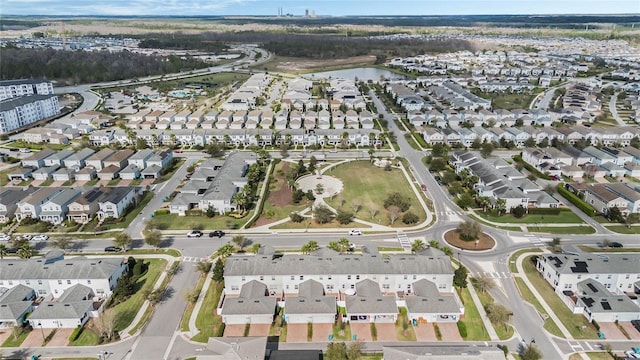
1,0 -> 638,16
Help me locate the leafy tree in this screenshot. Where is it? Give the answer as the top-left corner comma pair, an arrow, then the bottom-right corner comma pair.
511,205 -> 527,218
297,159 -> 306,175
384,192 -> 410,211
453,266 -> 468,288
411,239 -> 425,253
456,193 -> 475,210
250,243 -> 261,254
144,230 -> 162,250
232,235 -> 249,251
524,137 -> 536,147
290,212 -> 305,223
301,240 -> 320,254
136,138 -> 148,150
481,142 -> 494,157
313,204 -> 335,224
212,258 -> 225,281
328,238 -> 352,254
470,138 -> 482,149
521,343 -> 542,360
144,288 -> 164,305
486,303 -> 511,330
0,243 -> 7,259
215,243 -> 236,259
292,189 -> 305,203
325,342 -> 348,360
336,209 -> 354,225
457,220 -> 482,241
429,157 -> 446,172
196,261 -> 212,277
17,244 -> 34,259
346,341 -> 364,360
431,143 -> 449,158
114,232 -> 133,251
607,206 -> 625,223
183,288 -> 200,304
472,274 -> 496,294
402,211 -> 419,224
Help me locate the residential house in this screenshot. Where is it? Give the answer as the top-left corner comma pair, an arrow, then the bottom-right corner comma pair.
0,188 -> 37,223
67,188 -> 105,224
103,149 -> 134,169
15,188 -> 63,221
0,285 -> 36,329
405,278 -> 464,324
43,148 -> 75,167
345,279 -> 398,324
127,149 -> 154,169
63,148 -> 95,170
32,166 -> 59,181
74,167 -> 96,182
85,148 -> 115,171
52,168 -> 74,182
21,148 -> 56,169
284,279 -> 336,324
28,284 -> 97,328
6,167 -> 33,182
97,187 -> 140,221
220,280 -> 276,325
118,164 -> 140,180
39,189 -> 81,225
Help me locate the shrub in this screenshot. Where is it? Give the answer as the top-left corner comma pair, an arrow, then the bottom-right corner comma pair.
557,184 -> 596,217
289,212 -> 305,223
402,211 -> 419,224
292,189 -> 304,203
511,205 -> 527,218
132,261 -> 147,277
457,321 -> 467,338
527,208 -> 561,215
592,319 -> 600,331
154,209 -> 170,215
384,192 -> 411,212
336,210 -> 354,225
434,324 -> 442,340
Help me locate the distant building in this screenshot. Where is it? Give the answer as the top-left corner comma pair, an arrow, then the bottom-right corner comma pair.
0,94 -> 59,134
0,79 -> 54,101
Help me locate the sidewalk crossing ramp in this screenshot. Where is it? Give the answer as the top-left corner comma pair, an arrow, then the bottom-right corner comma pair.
397,231 -> 411,249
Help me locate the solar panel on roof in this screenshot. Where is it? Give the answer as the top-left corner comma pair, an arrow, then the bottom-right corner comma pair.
586,283 -> 599,293
601,302 -> 611,310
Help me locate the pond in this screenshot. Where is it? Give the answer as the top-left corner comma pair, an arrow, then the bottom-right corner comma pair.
307,67 -> 407,82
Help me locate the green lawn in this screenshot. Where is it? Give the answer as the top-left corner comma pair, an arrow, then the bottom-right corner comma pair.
394,312 -> 416,341
181,275 -> 207,331
605,225 -> 640,234
85,178 -> 100,186
332,319 -> 353,341
325,161 -> 426,226
192,281 -> 225,342
72,327 -> 101,346
475,210 -> 583,224
527,226 -> 595,234
151,213 -> 246,230
474,289 -> 514,340
577,246 -> 640,253
112,259 -> 167,332
521,256 -> 598,339
508,248 -> 543,273
458,287 -> 490,341
107,179 -> 121,186
40,178 -> 54,186
513,277 -> 563,337
260,160 -> 311,223
1,328 -> 30,347
153,158 -> 186,184
0,165 -> 19,186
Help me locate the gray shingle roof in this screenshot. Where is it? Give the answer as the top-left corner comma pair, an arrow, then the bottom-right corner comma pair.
285,279 -> 336,315
0,257 -> 124,281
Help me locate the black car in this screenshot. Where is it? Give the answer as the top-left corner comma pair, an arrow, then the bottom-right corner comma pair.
610,242 -> 623,248
209,230 -> 226,238
104,246 -> 123,252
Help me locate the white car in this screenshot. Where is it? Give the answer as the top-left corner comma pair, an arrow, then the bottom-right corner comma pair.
348,229 -> 363,236
0,234 -> 10,241
22,234 -> 32,240
32,234 -> 49,241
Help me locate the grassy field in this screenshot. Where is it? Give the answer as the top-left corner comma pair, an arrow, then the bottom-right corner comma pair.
605,225 -> 640,234
112,259 -> 167,332
527,225 -> 595,234
0,164 -> 19,186
191,281 -> 225,342
474,289 -> 514,340
181,275 -> 207,331
508,248 -> 543,273
521,256 -> 599,339
394,312 -> 417,341
1,327 -> 30,347
578,245 -> 640,253
513,277 -> 563,337
260,160 -> 310,223
458,287 -> 490,341
325,161 -> 425,226
475,210 -> 583,224
72,327 -> 101,346
151,213 -> 246,230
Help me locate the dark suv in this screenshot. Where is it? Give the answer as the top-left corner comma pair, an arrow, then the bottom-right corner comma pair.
209,230 -> 225,238
104,246 -> 123,252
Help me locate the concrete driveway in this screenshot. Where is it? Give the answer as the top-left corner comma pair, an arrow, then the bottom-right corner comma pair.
375,323 -> 397,341
22,328 -> 51,347
350,323 -> 372,341
247,323 -> 270,337
311,323 -> 334,342
286,324 -> 308,342
621,322 -> 640,340
223,324 -> 245,337
438,322 -> 463,341
46,328 -> 73,346
598,322 -> 627,340
414,323 -> 437,341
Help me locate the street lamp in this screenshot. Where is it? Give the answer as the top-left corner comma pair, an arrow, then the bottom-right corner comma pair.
37,321 -> 45,342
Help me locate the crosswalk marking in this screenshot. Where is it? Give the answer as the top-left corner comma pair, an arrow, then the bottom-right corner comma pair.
182,256 -> 209,263
437,211 -> 464,217
397,231 -> 411,249
524,234 -> 544,246
475,271 -> 513,279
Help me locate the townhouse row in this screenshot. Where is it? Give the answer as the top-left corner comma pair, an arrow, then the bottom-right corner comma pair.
11,147 -> 174,184
126,108 -> 376,131
0,186 -> 142,224
421,125 -> 639,148
0,253 -> 127,329
219,246 -> 464,328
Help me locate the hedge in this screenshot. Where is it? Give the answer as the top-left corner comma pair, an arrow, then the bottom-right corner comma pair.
526,208 -> 562,215
154,209 -> 170,215
557,184 -> 597,217
457,321 -> 467,338
512,155 -> 552,180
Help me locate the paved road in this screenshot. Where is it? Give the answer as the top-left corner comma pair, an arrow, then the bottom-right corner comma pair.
609,91 -> 626,126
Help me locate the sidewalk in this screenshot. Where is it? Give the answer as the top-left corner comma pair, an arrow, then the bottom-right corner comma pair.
466,278 -> 500,341
187,269 -> 214,337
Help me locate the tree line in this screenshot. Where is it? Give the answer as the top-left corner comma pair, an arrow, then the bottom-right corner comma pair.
0,46 -> 210,85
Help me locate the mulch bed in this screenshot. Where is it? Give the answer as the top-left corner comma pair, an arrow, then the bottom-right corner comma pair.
443,229 -> 495,251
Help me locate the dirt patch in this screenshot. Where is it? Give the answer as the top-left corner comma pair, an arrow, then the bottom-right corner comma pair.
286,324 -> 308,342
268,55 -> 376,73
444,230 -> 495,251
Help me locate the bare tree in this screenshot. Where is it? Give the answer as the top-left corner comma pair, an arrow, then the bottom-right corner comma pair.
387,205 -> 401,224
95,309 -> 117,341
50,237 -> 73,252
369,206 -> 378,220
351,200 -> 361,214
195,261 -> 212,277
144,230 -> 162,250
472,274 -> 496,294
114,232 -> 133,251
486,303 -> 511,330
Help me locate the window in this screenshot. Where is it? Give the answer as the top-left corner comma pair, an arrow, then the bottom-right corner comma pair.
607,275 -> 612,279
285,285 -> 289,290
355,275 -> 360,280
382,284 -> 390,289
300,275 -> 304,280
8,281 -> 13,285
403,275 -> 408,280
326,285 -> 333,290
350,284 -> 355,289
38,290 -> 47,295
294,285 -> 299,290
564,284 -> 571,289
58,280 -> 62,285
328,275 -> 332,280
577,275 -> 581,280
67,280 -> 71,284
259,276 -> 264,281
319,276 -> 323,280
347,275 -> 351,280
272,276 -> 276,280
241,277 -> 245,281
87,280 -> 91,284
412,275 -> 417,280
291,276 -> 295,280
38,280 -> 42,285
25,280 -> 30,285
231,286 -> 239,291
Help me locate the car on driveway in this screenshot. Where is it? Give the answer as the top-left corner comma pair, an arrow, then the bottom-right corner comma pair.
0,234 -> 10,241
209,230 -> 225,238
348,229 -> 362,236
32,234 -> 49,241
187,230 -> 203,238
104,246 -> 123,253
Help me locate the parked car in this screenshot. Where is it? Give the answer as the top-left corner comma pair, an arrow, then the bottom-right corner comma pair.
610,242 -> 623,248
32,234 -> 49,241
209,230 -> 225,238
0,234 -> 10,241
22,234 -> 32,240
19,148 -> 31,153
348,229 -> 362,236
104,246 -> 123,253
187,230 -> 203,238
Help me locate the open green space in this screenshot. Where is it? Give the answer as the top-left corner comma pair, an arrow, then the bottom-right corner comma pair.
521,256 -> 598,339
325,161 -> 425,226
475,210 -> 583,224
181,275 -> 207,331
527,225 -> 595,234
112,258 -> 166,332
474,288 -> 514,340
9,140 -> 69,151
458,287 -> 490,341
394,311 -> 416,341
259,160 -> 310,223
192,281 -> 225,342
0,165 -> 19,186
151,213 -> 246,230
508,248 -> 543,273
577,245 -> 640,253
605,225 -> 640,234
72,327 -> 101,346
513,277 -> 563,337
1,327 -> 30,347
